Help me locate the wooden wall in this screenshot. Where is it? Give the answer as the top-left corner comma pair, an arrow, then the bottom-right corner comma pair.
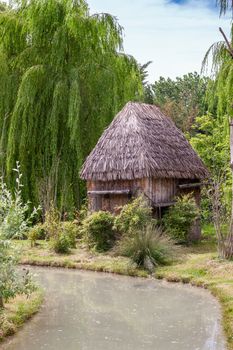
144,178 -> 178,205
87,177 -> 179,212
87,179 -> 145,213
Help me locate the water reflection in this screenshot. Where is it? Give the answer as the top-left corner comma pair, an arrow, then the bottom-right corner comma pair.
3,267 -> 225,350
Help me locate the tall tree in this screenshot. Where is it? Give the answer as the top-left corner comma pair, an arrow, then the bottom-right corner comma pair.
0,0 -> 143,213
202,0 -> 233,258
139,61 -> 154,104
152,73 -> 208,132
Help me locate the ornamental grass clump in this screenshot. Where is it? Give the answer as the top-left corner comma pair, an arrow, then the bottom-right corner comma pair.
118,223 -> 174,271
162,194 -> 199,243
82,211 -> 115,252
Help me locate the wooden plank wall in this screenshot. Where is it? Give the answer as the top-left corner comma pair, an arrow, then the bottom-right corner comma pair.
145,178 -> 178,204
87,177 -> 179,212
87,179 -> 145,213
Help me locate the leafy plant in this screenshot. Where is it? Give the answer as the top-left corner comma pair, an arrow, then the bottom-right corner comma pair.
162,194 -> 199,243
43,204 -> 78,253
61,221 -> 79,248
82,211 -> 115,252
118,223 -> 174,271
0,165 -> 38,308
0,162 -> 40,239
50,232 -> 71,254
43,203 -> 61,239
114,196 -> 152,235
27,223 -> 46,247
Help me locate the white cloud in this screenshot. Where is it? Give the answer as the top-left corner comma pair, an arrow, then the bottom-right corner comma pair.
88,0 -> 231,82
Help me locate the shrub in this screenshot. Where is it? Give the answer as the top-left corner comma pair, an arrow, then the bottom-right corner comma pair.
114,196 -> 152,235
0,163 -> 38,308
28,223 -> 46,247
82,211 -> 115,251
118,223 -> 174,271
162,194 -> 199,243
61,221 -> 79,248
44,205 -> 78,253
50,232 -> 71,254
0,162 -> 40,239
43,203 -> 61,239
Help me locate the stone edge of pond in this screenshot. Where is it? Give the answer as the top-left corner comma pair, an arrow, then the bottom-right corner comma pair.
0,289 -> 44,345
20,258 -> 232,350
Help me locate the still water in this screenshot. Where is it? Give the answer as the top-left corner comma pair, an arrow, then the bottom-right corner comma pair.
3,267 -> 225,350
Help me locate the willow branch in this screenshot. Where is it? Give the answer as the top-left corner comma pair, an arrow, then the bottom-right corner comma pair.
219,27 -> 233,58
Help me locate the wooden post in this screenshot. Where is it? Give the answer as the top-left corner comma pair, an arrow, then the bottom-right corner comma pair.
230,120 -> 233,169
228,120 -> 233,258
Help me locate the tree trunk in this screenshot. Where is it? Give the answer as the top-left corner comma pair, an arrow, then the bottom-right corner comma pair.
227,119 -> 233,259
0,296 -> 4,309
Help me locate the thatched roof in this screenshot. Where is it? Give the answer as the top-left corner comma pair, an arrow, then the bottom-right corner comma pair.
80,102 -> 209,181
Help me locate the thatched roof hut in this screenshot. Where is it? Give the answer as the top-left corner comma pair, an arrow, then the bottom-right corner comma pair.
80,102 -> 208,239
81,102 -> 208,181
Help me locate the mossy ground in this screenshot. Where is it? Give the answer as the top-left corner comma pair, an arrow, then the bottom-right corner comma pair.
0,290 -> 44,343
14,237 -> 233,350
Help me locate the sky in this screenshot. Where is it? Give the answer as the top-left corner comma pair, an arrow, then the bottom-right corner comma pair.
88,0 -> 231,82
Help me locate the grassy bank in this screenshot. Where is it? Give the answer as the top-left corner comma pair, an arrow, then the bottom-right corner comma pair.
0,290 -> 44,343
17,240 -> 148,277
15,239 -> 233,349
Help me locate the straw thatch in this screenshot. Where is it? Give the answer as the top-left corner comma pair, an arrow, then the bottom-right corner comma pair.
80,102 -> 209,181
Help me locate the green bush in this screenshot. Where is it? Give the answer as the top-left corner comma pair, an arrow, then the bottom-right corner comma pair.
43,204 -> 61,239
118,223 -> 174,271
114,196 -> 152,235
0,162 -> 38,308
28,223 -> 46,247
50,232 -> 71,254
44,205 -> 79,254
162,194 -> 199,243
82,211 -> 115,252
61,221 -> 79,248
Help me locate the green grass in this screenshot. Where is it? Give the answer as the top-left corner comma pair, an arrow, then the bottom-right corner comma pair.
16,240 -> 148,277
0,289 -> 44,342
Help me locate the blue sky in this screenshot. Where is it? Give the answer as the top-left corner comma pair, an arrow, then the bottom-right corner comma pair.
88,0 -> 231,82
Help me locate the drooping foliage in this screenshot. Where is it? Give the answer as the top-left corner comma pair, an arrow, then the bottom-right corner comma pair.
0,0 -> 143,213
217,0 -> 233,16
194,16 -> 233,207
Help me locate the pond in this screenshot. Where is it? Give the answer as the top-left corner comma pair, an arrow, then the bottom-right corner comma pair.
3,267 -> 225,350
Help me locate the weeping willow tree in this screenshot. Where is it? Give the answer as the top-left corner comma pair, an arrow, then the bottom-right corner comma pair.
0,0 -> 143,213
